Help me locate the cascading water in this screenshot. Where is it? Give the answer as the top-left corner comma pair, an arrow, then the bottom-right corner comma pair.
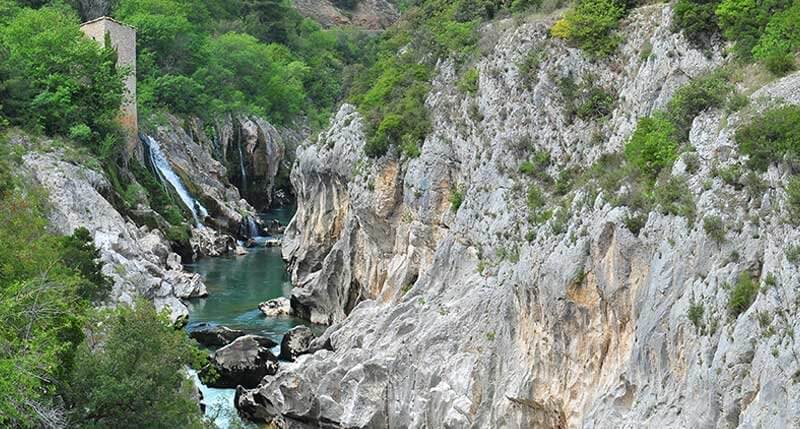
143,135 -> 209,227
246,216 -> 260,238
237,140 -> 247,195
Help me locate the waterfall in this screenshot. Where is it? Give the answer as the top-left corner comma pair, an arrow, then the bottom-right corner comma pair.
143,135 -> 209,227
246,216 -> 260,238
237,139 -> 247,195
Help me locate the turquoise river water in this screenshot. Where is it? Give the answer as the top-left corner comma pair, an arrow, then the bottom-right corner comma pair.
185,207 -> 308,428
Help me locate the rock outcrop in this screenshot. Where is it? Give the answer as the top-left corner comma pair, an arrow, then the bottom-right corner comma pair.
240,5 -> 800,428
214,116 -> 300,211
188,322 -> 246,348
22,151 -> 206,322
279,326 -> 315,362
259,297 -> 294,317
292,0 -> 398,30
201,335 -> 280,389
152,115 -> 256,233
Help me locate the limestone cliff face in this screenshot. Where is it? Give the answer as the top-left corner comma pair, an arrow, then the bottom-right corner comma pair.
239,5 -> 800,427
22,151 -> 206,323
213,116 -> 300,211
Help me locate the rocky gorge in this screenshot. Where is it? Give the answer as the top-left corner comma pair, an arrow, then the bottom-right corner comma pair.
10,111 -> 297,324
234,5 -> 800,428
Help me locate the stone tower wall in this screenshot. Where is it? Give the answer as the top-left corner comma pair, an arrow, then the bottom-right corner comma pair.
80,17 -> 138,153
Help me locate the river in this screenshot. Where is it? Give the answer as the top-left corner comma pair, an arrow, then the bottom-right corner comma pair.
185,207 -> 307,428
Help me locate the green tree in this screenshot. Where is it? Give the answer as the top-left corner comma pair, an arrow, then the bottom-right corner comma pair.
65,299 -> 206,429
624,114 -> 679,178
0,6 -> 124,146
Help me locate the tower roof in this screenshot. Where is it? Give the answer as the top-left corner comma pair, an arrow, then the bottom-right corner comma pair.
80,16 -> 135,30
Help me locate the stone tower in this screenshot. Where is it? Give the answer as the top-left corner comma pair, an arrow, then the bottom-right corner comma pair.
80,17 -> 138,154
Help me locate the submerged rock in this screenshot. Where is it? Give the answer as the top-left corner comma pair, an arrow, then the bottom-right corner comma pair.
200,335 -> 279,389
259,297 -> 293,317
279,326 -> 314,362
188,322 -> 246,348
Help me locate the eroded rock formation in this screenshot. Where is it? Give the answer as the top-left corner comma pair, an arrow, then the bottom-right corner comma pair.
22,151 -> 206,322
239,5 -> 800,427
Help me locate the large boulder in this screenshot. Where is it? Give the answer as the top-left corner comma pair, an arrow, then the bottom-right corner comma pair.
200,335 -> 279,389
188,322 -> 246,348
259,297 -> 293,317
279,326 -> 315,362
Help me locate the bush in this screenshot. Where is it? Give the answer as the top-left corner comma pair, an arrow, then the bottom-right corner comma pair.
527,185 -> 545,211
673,0 -> 720,46
624,114 -> 679,178
458,67 -> 479,94
703,215 -> 726,243
728,272 -> 758,318
751,2 -> 800,75
786,176 -> 800,222
785,244 -> 800,264
59,227 -> 111,302
715,0 -> 794,59
666,72 -> 732,140
576,86 -> 615,120
551,0 -> 626,57
623,212 -> 647,235
450,186 -> 465,212
736,105 -> 800,171
517,50 -> 543,89
653,176 -> 695,221
688,299 -> 705,331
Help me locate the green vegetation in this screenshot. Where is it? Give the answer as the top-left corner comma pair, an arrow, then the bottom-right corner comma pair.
672,0 -> 720,46
653,176 -> 696,220
688,299 -> 705,331
550,0 -> 627,57
785,244 -> 800,264
675,0 -> 799,74
65,299 -> 206,429
728,272 -> 758,318
110,0 -> 368,127
0,5 -> 125,154
787,177 -> 800,222
517,49 -> 543,89
736,105 -> 800,171
0,138 -> 205,428
666,72 -> 732,140
527,184 -> 545,211
576,85 -> 615,120
703,215 -> 726,243
624,115 -> 679,179
458,67 -> 480,94
450,186 -> 465,212
350,0 -> 544,158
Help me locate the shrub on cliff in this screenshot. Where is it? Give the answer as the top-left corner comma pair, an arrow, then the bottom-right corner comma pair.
624,114 -> 679,178
666,71 -> 732,140
736,105 -> 800,171
728,273 -> 758,318
550,0 -> 626,57
673,0 -> 721,46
